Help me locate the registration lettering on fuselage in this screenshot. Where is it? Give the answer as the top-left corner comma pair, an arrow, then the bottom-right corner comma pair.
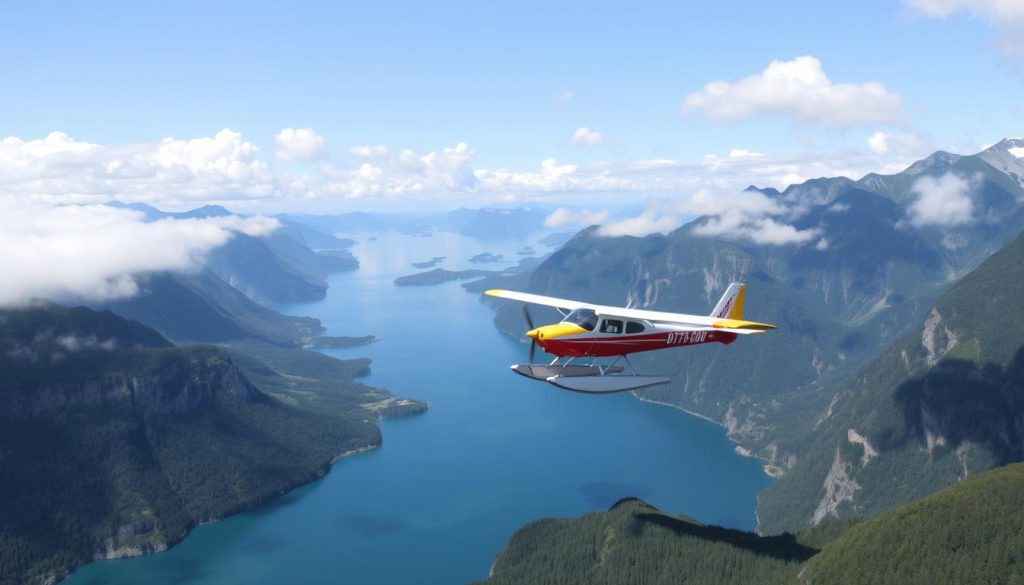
666,330 -> 708,345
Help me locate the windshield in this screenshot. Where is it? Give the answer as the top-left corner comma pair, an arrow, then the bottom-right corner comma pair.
562,308 -> 598,331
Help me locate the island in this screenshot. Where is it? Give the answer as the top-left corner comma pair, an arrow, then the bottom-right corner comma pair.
411,256 -> 446,269
468,252 -> 504,263
304,334 -> 378,349
394,268 -> 502,286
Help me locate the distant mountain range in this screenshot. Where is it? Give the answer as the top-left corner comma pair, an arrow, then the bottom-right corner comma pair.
280,204 -> 560,240
85,203 -> 364,345
483,139 -> 1024,533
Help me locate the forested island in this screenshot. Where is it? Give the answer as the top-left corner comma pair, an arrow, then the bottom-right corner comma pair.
394,268 -> 501,286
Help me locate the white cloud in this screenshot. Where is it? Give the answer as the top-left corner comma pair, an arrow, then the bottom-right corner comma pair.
681,56 -> 903,126
868,131 -> 931,158
693,211 -> 821,245
543,208 -> 610,228
907,172 -> 977,227
0,129 -> 935,207
597,211 -> 682,237
729,149 -> 764,158
554,89 -> 576,103
570,127 -> 604,146
0,203 -> 279,306
0,129 -> 275,204
349,144 -> 389,158
275,127 -> 326,162
684,190 -> 821,244
595,189 -> 821,244
905,0 -> 1024,56
323,142 -> 478,198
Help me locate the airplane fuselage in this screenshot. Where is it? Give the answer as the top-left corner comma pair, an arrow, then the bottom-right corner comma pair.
529,319 -> 738,358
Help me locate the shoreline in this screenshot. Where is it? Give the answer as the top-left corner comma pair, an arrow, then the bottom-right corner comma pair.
631,392 -> 775,477
330,444 -> 379,464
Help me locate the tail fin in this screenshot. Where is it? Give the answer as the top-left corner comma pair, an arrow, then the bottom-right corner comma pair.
710,283 -> 745,320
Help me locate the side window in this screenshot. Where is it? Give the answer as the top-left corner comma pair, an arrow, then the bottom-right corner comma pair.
626,321 -> 645,334
600,319 -> 623,334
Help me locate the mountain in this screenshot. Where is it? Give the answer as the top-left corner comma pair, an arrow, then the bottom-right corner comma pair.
758,232 -> 1024,532
277,211 -> 400,233
440,207 -> 550,240
92,270 -> 324,345
490,218 -> 937,475
102,202 -> 359,304
275,217 -> 357,250
0,304 -> 423,585
204,229 -> 356,304
479,462 -> 1024,585
484,140 -> 1024,507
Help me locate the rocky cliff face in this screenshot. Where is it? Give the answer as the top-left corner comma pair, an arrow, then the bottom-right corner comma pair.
758,234 -> 1024,532
0,349 -> 256,418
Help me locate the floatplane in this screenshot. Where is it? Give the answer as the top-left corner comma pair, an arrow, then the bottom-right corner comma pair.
485,283 -> 776,393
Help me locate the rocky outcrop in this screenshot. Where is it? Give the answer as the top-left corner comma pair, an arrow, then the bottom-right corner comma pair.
812,447 -> 859,525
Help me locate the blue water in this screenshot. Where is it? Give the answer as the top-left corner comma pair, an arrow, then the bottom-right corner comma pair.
66,232 -> 771,585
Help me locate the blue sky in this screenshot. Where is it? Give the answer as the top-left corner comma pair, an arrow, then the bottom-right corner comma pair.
0,0 -> 1021,211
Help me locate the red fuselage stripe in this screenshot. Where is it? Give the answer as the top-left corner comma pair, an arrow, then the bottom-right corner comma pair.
538,330 -> 737,357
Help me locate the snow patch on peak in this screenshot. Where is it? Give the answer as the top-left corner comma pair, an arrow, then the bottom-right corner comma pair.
1008,146 -> 1024,159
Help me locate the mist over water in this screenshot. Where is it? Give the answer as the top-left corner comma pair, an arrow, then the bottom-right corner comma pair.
66,232 -> 770,585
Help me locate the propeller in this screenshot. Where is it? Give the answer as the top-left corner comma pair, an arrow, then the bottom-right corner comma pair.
523,304 -> 537,362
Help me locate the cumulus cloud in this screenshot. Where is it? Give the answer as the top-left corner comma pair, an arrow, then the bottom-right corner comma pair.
729,149 -> 764,158
905,0 -> 1024,56
0,129 -> 275,204
597,211 -> 683,237
570,127 -> 604,146
868,131 -> 931,158
907,172 -> 977,227
323,142 -> 478,198
543,208 -> 610,228
275,127 -> 326,162
0,203 -> 278,306
595,189 -> 821,244
0,129 -> 932,206
681,56 -> 903,126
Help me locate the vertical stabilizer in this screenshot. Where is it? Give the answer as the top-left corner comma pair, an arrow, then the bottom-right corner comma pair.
710,283 -> 746,320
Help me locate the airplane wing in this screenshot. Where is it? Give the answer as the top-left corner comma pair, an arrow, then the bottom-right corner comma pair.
483,289 -> 590,312
485,289 -> 777,335
589,306 -> 777,334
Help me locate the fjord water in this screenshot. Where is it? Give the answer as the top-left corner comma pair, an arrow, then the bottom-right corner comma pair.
67,233 -> 771,585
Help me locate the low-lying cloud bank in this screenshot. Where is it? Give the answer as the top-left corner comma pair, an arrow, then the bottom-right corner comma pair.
0,203 -> 278,306
545,190 -> 823,245
0,128 -> 929,208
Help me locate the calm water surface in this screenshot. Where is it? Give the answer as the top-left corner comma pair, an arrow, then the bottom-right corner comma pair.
67,232 -> 771,585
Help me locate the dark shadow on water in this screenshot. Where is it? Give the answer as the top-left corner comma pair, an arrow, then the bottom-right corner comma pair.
146,555 -> 211,584
334,514 -> 405,538
578,481 -> 653,508
238,533 -> 286,555
636,513 -> 818,562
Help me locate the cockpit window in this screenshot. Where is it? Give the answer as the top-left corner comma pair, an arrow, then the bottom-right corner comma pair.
562,308 -> 598,331
599,319 -> 623,334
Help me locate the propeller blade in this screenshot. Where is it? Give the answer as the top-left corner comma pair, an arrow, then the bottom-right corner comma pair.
522,304 -> 535,330
529,339 -> 537,362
